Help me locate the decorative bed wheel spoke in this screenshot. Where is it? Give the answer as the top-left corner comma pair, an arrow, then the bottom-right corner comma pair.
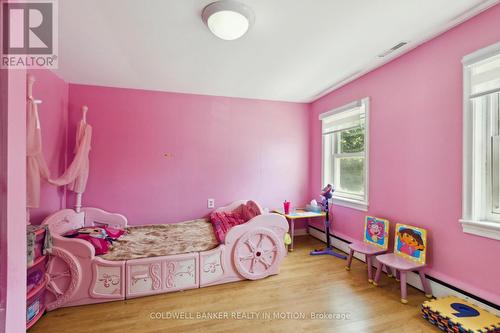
256,234 -> 264,248
49,270 -> 71,280
233,228 -> 283,280
262,246 -> 277,256
259,256 -> 272,268
46,280 -> 64,296
249,258 -> 258,273
45,247 -> 81,311
46,257 -> 71,296
239,253 -> 254,261
47,260 -> 71,281
245,239 -> 257,252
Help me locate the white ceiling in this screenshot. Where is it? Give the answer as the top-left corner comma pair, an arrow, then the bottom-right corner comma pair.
55,0 -> 497,102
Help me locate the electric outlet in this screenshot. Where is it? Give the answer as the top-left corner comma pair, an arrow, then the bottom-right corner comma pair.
207,198 -> 215,209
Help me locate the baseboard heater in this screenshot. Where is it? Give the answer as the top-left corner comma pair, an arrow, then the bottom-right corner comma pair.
307,225 -> 500,314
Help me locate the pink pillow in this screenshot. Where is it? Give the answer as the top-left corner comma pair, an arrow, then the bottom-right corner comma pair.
232,204 -> 245,217
241,200 -> 261,221
210,212 -> 245,243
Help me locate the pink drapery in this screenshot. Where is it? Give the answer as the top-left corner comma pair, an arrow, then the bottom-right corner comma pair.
26,98 -> 92,208
26,98 -> 50,208
49,120 -> 92,192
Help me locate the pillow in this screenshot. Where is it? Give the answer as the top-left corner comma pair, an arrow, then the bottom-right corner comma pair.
241,200 -> 261,222
232,204 -> 245,217
210,211 -> 245,243
64,226 -> 125,255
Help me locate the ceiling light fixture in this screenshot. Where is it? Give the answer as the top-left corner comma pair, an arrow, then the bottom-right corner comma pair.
202,0 -> 255,41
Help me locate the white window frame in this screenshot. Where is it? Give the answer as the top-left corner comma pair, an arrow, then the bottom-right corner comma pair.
461,41 -> 500,240
320,97 -> 369,211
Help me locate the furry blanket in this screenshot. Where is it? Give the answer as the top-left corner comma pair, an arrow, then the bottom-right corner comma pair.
100,219 -> 218,261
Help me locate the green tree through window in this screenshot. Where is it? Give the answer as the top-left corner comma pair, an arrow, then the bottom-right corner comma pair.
340,127 -> 364,153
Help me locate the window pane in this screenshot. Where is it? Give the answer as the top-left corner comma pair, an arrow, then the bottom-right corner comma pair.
335,157 -> 364,194
341,127 -> 364,153
490,92 -> 500,215
492,136 -> 500,213
323,133 -> 334,186
321,98 -> 368,205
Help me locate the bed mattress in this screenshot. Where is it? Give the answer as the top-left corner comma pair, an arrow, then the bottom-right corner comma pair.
100,218 -> 219,261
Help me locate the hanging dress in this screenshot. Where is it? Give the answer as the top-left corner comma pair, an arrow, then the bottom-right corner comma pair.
26,97 -> 50,208
27,97 -> 92,208
49,120 -> 92,193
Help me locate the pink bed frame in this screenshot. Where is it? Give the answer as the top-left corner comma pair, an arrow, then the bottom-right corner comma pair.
41,200 -> 289,310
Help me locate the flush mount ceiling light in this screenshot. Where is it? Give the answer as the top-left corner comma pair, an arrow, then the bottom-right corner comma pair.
202,0 -> 255,41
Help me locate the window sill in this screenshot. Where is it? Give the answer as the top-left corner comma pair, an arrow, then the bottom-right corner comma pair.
459,219 -> 500,240
331,196 -> 368,212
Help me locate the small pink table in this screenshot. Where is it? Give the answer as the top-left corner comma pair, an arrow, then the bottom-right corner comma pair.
272,209 -> 326,251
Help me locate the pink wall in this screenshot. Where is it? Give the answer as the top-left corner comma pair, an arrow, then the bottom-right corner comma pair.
27,70 -> 69,224
0,68 -> 67,332
1,69 -> 27,333
0,67 -> 6,333
309,4 -> 500,305
67,84 -> 310,226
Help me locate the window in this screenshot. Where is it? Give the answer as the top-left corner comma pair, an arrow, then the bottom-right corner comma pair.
321,98 -> 369,211
461,41 -> 500,240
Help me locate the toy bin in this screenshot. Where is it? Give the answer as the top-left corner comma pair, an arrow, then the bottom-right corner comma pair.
26,276 -> 47,330
27,256 -> 47,294
32,228 -> 45,260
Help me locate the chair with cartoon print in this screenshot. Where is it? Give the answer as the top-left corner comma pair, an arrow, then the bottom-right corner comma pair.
373,223 -> 432,304
345,216 -> 390,284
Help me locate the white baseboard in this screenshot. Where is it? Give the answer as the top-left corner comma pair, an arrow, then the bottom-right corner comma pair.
308,227 -> 500,315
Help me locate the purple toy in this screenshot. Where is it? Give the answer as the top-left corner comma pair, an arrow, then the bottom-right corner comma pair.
310,184 -> 347,259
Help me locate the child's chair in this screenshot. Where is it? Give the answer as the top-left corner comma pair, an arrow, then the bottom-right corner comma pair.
373,223 -> 432,304
345,216 -> 390,283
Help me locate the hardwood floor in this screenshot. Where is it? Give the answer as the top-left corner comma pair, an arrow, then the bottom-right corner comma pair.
31,236 -> 439,333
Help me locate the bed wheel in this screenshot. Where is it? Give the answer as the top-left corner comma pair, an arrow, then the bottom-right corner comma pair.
233,228 -> 283,280
45,247 -> 82,310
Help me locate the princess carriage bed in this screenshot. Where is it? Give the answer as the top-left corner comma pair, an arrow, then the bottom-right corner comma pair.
41,200 -> 289,311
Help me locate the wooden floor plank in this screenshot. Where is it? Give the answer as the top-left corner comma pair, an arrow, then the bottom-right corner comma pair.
30,236 -> 439,333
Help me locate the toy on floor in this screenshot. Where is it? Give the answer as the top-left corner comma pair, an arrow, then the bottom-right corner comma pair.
310,185 -> 347,259
372,223 -> 432,304
421,296 -> 500,333
345,216 -> 390,284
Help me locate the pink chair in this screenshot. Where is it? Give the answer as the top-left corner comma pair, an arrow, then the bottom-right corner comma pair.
373,223 -> 432,304
345,216 -> 390,283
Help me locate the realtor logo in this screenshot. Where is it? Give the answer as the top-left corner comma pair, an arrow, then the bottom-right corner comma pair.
1,0 -> 58,68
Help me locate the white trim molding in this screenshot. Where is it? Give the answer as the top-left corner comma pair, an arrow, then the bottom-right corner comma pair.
320,97 -> 370,212
461,42 -> 500,241
459,219 -> 500,240
462,41 -> 500,66
318,99 -> 363,120
331,196 -> 368,212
